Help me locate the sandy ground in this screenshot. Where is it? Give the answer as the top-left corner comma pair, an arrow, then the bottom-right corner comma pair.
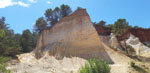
102,43 -> 136,73
7,54 -> 87,73
7,42 -> 148,73
7,43 -> 137,73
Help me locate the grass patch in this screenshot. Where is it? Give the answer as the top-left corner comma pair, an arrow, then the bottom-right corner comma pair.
79,57 -> 110,73
130,61 -> 148,73
0,63 -> 12,73
0,56 -> 12,73
0,56 -> 9,63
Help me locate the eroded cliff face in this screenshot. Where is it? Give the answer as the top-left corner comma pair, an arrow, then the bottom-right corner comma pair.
116,28 -> 150,58
32,9 -> 112,62
9,9 -> 113,73
117,28 -> 150,43
6,9 -> 113,73
100,33 -> 121,50
126,34 -> 150,58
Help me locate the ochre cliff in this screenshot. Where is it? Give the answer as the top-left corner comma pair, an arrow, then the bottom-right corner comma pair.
33,9 -> 112,62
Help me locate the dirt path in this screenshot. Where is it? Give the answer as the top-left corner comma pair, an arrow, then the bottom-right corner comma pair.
102,43 -> 135,73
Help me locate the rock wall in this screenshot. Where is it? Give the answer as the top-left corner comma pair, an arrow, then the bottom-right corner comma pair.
33,9 -> 112,62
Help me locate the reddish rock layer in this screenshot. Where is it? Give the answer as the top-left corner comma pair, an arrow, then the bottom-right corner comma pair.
117,28 -> 150,42
94,25 -> 111,35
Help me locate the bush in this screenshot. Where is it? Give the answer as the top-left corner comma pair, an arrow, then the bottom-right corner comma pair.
0,56 -> 9,63
79,58 -> 110,73
0,56 -> 12,73
130,61 -> 148,73
130,61 -> 135,67
0,63 -> 12,73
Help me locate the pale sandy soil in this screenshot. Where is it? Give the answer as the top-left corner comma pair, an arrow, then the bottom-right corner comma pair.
102,43 -> 137,73
7,54 -> 87,73
7,43 -> 137,73
7,42 -> 150,73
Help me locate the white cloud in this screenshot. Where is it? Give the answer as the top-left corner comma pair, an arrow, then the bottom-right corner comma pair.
0,0 -> 13,8
29,0 -> 37,3
47,1 -> 52,4
15,1 -> 29,7
0,0 -> 29,8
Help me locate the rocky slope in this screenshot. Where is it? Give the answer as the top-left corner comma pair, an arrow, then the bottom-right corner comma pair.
8,53 -> 87,73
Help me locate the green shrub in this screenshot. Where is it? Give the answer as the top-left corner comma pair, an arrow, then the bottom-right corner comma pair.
0,63 -> 12,73
79,58 -> 110,73
146,44 -> 150,48
0,56 -> 9,63
130,61 -> 148,73
130,61 -> 135,67
0,56 -> 12,73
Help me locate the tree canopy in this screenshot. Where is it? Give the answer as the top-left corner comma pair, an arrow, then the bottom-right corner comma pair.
0,29 -> 5,38
34,4 -> 72,33
0,17 -> 22,56
20,29 -> 36,53
34,17 -> 48,33
0,17 -> 38,57
111,19 -> 131,36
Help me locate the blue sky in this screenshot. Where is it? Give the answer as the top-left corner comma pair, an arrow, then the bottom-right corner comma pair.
0,0 -> 150,33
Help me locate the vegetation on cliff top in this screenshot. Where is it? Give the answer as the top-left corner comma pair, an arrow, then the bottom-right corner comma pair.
34,4 -> 72,33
